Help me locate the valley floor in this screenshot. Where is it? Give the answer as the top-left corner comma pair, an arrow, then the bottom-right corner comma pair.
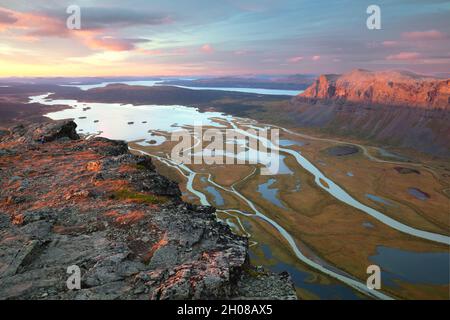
129,118 -> 450,300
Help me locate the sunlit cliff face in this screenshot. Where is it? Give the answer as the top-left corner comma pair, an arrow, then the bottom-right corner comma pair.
0,0 -> 449,77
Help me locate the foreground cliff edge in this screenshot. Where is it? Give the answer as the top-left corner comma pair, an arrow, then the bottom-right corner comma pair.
0,120 -> 296,300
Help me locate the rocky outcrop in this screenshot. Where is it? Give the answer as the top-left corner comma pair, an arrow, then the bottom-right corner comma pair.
5,120 -> 80,145
300,69 -> 449,109
0,121 -> 296,300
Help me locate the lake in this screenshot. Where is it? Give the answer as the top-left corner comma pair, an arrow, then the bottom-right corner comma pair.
62,81 -> 303,96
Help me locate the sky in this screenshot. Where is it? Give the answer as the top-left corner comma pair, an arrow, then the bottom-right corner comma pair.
0,0 -> 449,77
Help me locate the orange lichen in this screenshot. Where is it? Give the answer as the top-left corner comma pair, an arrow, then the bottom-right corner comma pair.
0,133 -> 166,231
115,210 -> 145,225
53,225 -> 87,235
118,164 -> 135,173
143,233 -> 168,263
12,214 -> 24,225
104,210 -> 120,218
86,161 -> 101,172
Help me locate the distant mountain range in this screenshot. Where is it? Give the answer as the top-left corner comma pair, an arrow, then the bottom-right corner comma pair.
160,74 -> 316,90
292,70 -> 450,156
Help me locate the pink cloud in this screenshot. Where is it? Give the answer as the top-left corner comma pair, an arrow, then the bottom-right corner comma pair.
138,48 -> 163,55
200,44 -> 214,54
84,36 -> 149,51
386,52 -> 421,61
0,7 -> 69,38
382,41 -> 398,47
402,30 -> 446,41
312,55 -> 321,61
288,56 -> 304,63
0,7 -> 152,53
0,7 -> 18,30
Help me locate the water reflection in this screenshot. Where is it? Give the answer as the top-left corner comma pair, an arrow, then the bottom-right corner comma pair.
365,194 -> 394,206
370,246 -> 450,286
63,81 -> 302,96
257,178 -> 287,209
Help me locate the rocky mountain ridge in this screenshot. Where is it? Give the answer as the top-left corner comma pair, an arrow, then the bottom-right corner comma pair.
300,69 -> 449,109
290,70 -> 450,156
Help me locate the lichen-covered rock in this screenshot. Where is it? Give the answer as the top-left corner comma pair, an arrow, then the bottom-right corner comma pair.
4,120 -> 80,145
